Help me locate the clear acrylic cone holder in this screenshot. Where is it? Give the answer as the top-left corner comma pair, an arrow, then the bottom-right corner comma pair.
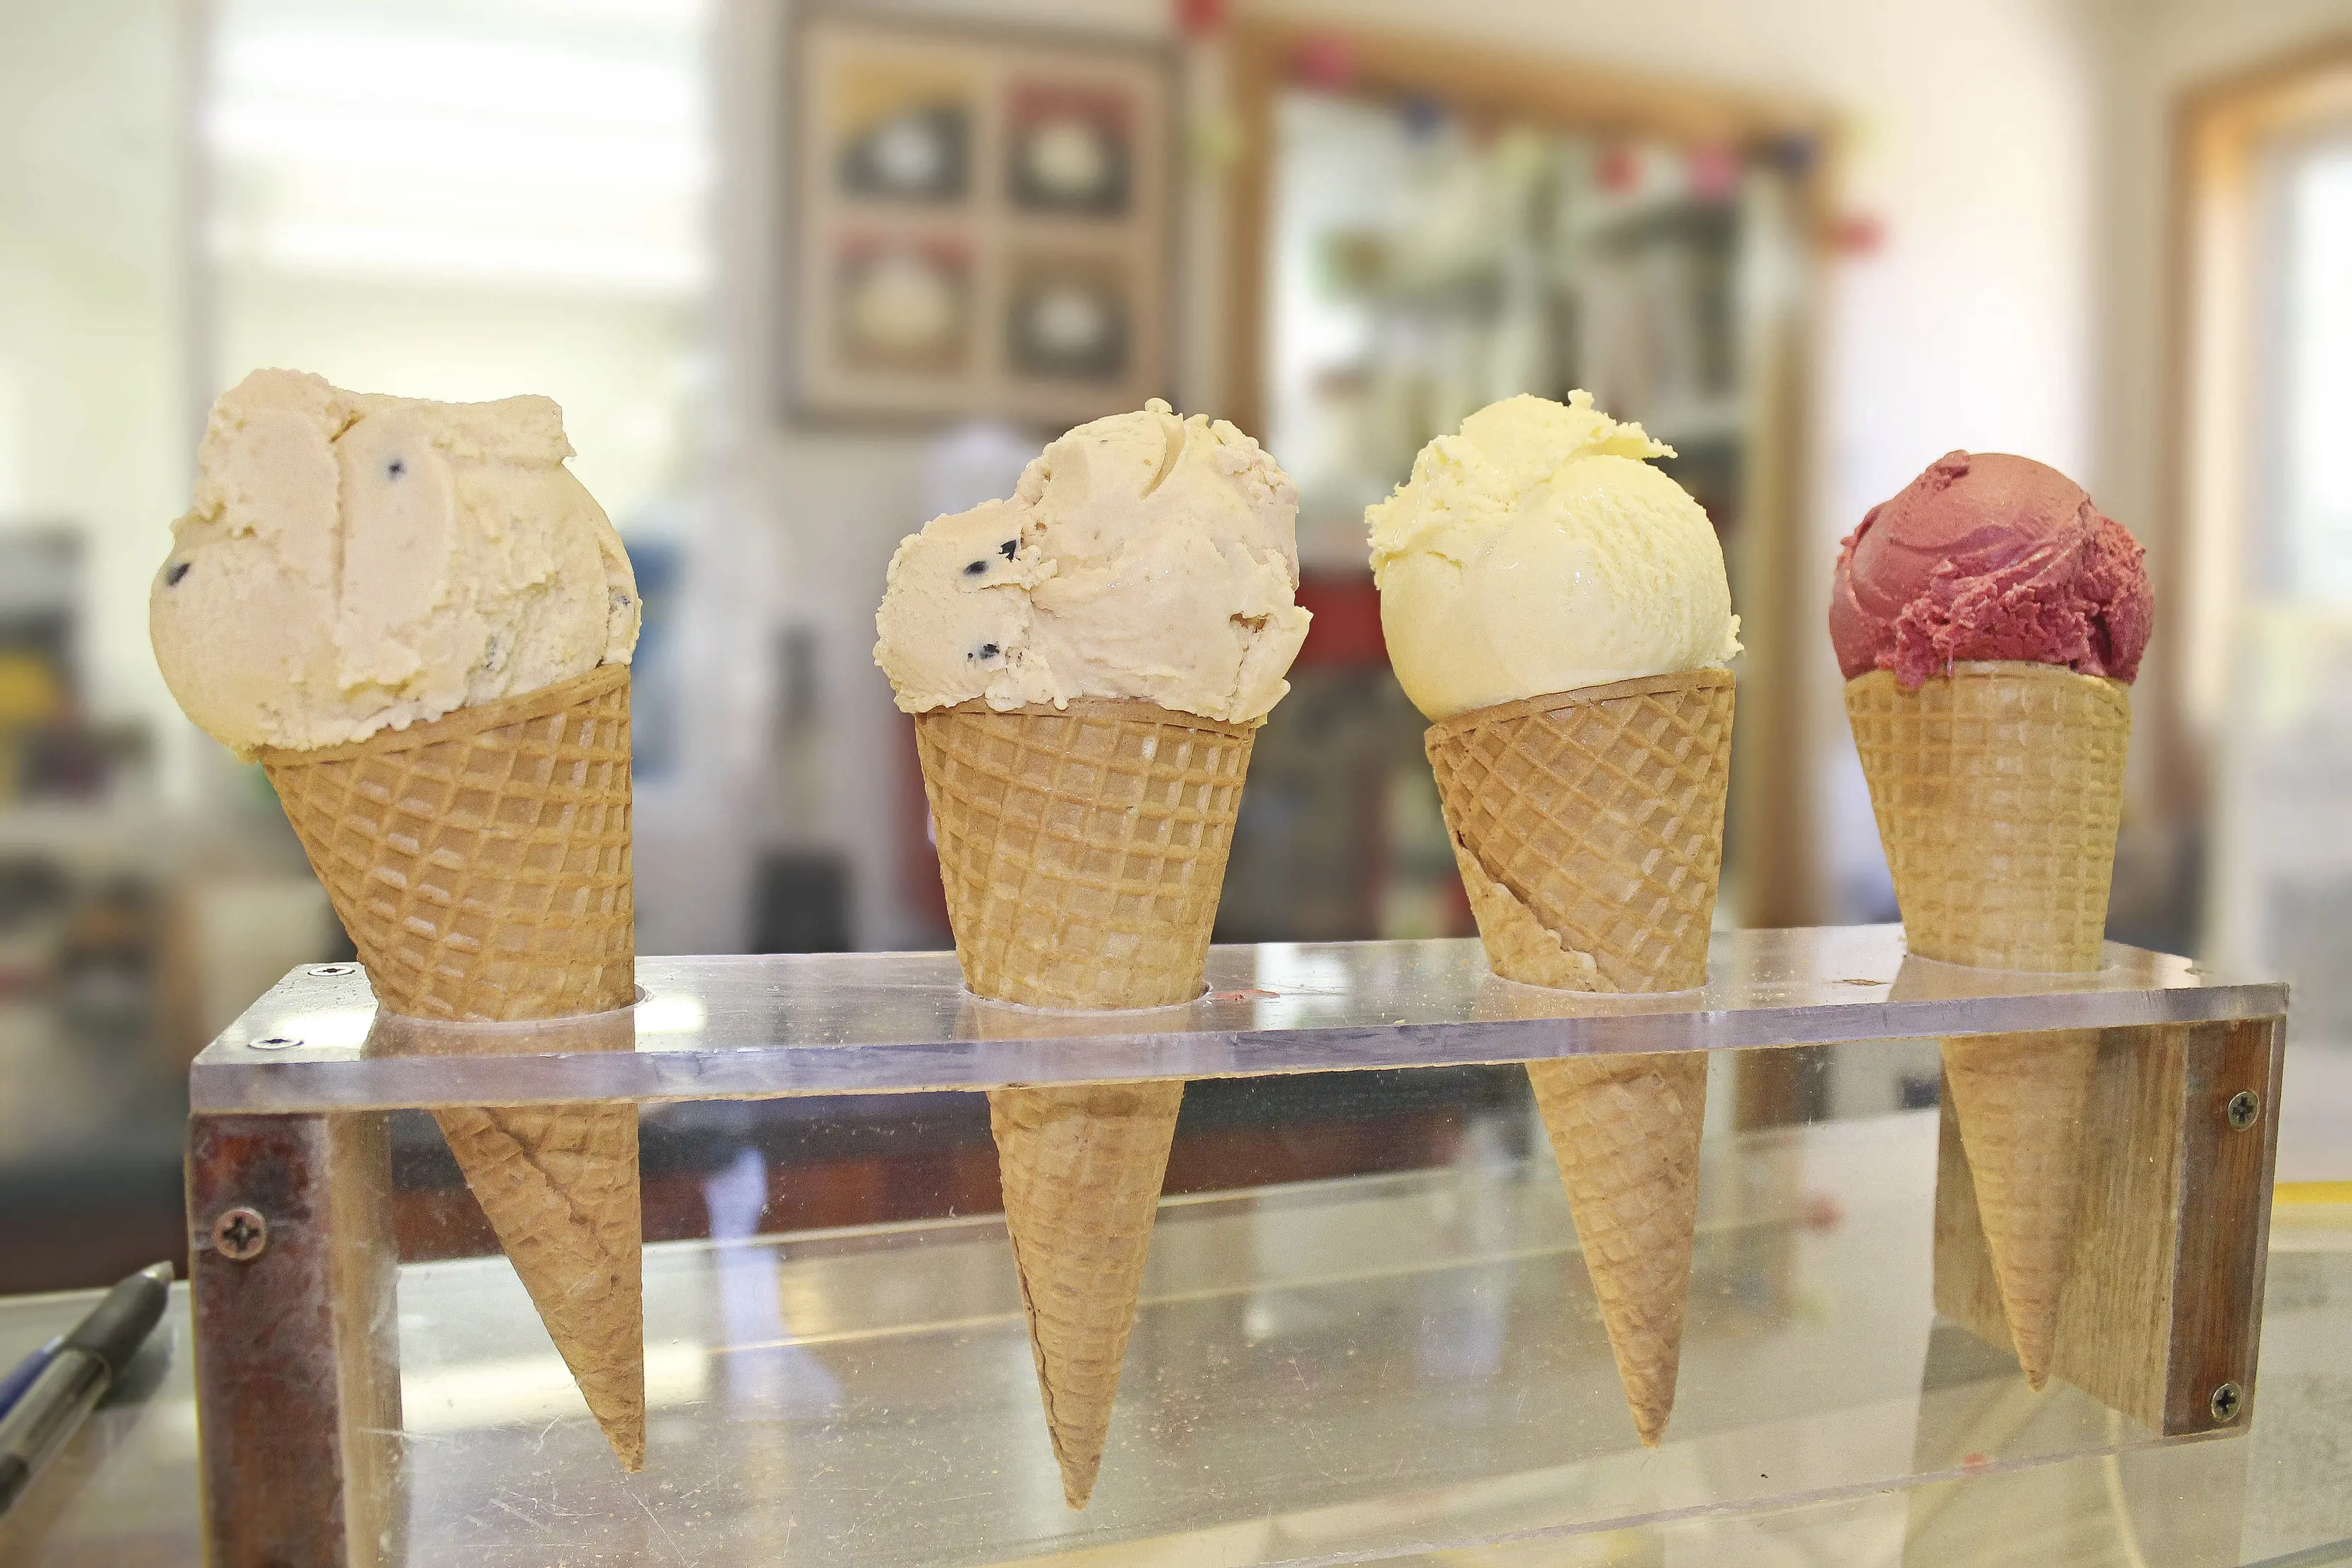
182,927 -> 2289,1567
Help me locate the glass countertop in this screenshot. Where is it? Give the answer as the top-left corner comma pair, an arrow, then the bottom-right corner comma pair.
189,928 -> 2286,1113
4,1113 -> 2347,1567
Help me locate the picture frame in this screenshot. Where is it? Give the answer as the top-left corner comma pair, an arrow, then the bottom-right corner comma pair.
784,9 -> 1176,427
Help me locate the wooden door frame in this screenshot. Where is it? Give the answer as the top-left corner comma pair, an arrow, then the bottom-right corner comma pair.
2163,38 -> 2352,821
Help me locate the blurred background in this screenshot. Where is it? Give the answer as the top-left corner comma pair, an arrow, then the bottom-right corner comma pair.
1,0 -> 2348,1291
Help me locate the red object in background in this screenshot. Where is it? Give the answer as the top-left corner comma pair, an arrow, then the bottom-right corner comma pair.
1830,211 -> 1886,256
1597,142 -> 1640,193
1688,142 -> 1741,202
1293,31 -> 1357,90
1174,0 -> 1226,38
1294,573 -> 1388,669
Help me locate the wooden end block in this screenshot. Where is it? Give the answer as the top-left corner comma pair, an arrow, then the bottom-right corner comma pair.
189,1112 -> 404,1568
1932,1017 -> 2284,1434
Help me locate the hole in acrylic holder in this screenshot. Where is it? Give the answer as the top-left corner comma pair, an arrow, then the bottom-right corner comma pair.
955,983 -> 1211,1021
1892,947 -> 2128,980
1469,970 -> 1709,1019
359,988 -> 652,1062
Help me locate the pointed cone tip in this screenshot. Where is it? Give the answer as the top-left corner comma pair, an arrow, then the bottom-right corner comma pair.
436,1106 -> 645,1471
1047,1419 -> 1102,1510
991,1083 -> 1181,1515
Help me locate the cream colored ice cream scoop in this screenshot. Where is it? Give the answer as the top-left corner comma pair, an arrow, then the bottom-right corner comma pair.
875,399 -> 1311,724
1368,392 -> 1741,721
151,369 -> 639,757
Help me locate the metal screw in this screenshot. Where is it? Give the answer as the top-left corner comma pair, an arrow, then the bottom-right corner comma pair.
2210,1382 -> 2243,1423
212,1208 -> 269,1262
251,1036 -> 302,1051
2227,1091 -> 2262,1130
308,963 -> 358,977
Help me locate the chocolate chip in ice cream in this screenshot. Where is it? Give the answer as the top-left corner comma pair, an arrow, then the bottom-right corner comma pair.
872,399 -> 1310,723
973,642 -> 1000,661
165,561 -> 191,586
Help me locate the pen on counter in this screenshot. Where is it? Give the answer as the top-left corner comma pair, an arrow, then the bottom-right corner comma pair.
0,1338 -> 61,1423
0,1262 -> 174,1516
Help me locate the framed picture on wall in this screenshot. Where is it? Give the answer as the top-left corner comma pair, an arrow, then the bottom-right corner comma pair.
785,11 -> 1175,426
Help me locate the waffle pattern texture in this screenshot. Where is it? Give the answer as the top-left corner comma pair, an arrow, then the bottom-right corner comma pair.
1844,661 -> 2130,971
915,698 -> 1255,1009
262,664 -> 644,1468
1938,1029 -> 2099,1389
1528,1051 -> 1707,1446
261,663 -> 635,1022
1849,661 -> 2130,1390
918,699 -> 1246,1506
1427,670 -> 1730,1446
991,1081 -> 1185,1509
435,1102 -> 646,1467
1425,670 -> 1735,993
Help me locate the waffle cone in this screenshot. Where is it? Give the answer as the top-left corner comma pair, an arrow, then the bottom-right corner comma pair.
1937,1029 -> 2099,1389
917,698 -> 1248,1505
1528,1051 -> 1707,1445
914,698 -> 1253,1009
1426,669 -> 1732,1444
1846,661 -> 2130,1387
261,664 -> 644,1466
1425,670 -> 1733,993
1844,662 -> 2129,970
990,1080 -> 1183,1509
433,1102 -> 645,1466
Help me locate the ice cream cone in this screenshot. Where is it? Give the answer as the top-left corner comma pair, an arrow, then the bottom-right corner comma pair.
1844,662 -> 2128,972
1425,668 -> 1734,1444
1425,671 -> 1733,995
1934,1027 -> 2100,1389
916,698 -> 1253,1010
1527,1051 -> 1707,1445
261,663 -> 645,1466
433,1102 -> 644,1466
990,1079 -> 1183,1508
916,696 -> 1250,1506
1846,660 -> 2130,1387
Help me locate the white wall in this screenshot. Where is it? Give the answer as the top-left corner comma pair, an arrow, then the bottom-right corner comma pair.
0,0 -> 188,772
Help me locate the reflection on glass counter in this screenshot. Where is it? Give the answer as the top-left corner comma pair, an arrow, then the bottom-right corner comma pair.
10,1112 -> 2351,1566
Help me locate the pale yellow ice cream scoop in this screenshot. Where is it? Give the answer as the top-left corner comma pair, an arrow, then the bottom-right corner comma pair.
1368,391 -> 1740,720
875,399 -> 1311,724
151,369 -> 639,757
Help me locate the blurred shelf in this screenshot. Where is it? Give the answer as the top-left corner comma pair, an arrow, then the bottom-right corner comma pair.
1638,391 -> 1745,450
0,799 -> 167,870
